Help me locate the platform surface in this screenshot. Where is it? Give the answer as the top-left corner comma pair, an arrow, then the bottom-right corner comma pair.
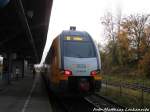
0,73 -> 52,112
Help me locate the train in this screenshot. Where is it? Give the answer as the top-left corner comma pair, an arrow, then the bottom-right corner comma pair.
43,27 -> 102,96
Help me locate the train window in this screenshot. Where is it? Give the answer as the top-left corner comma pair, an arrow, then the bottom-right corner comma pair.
63,41 -> 96,58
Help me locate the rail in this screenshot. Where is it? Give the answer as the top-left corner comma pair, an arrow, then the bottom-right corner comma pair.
102,80 -> 150,93
84,94 -> 126,112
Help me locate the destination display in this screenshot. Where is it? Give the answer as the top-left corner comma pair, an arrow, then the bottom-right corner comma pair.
64,36 -> 90,41
64,36 -> 83,41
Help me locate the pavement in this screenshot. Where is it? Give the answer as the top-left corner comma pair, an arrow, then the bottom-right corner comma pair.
0,72 -> 52,112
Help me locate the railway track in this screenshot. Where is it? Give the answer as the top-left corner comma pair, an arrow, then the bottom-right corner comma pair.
59,96 -> 95,112
43,75 -> 126,112
84,93 -> 126,112
57,93 -> 126,112
48,91 -> 126,112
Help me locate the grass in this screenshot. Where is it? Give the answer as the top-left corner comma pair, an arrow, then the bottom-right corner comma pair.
99,71 -> 150,107
98,84 -> 150,108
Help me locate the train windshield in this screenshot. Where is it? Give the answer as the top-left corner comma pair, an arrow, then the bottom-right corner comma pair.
63,41 -> 96,58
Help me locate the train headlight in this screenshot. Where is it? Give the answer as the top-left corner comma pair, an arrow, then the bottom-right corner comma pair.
90,70 -> 97,76
64,70 -> 72,76
90,70 -> 101,76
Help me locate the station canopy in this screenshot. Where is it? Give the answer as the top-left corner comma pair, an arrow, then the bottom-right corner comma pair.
0,0 -> 53,63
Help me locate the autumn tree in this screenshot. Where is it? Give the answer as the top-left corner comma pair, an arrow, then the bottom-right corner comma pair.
138,51 -> 150,77
101,13 -> 150,76
121,14 -> 150,61
144,26 -> 150,50
117,30 -> 130,66
138,21 -> 150,77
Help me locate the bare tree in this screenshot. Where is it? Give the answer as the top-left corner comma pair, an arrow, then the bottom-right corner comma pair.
101,12 -> 122,65
101,12 -> 117,42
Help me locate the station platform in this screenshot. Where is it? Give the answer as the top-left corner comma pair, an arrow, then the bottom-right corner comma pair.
0,73 -> 52,112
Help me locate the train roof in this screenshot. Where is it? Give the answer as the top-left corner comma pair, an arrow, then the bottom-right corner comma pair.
61,30 -> 90,37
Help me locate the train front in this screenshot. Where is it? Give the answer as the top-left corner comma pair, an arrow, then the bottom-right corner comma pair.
59,31 -> 102,95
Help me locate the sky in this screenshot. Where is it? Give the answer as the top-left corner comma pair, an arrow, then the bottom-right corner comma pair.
41,0 -> 150,63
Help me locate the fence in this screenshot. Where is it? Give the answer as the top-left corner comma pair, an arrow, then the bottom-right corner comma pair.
102,80 -> 150,107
